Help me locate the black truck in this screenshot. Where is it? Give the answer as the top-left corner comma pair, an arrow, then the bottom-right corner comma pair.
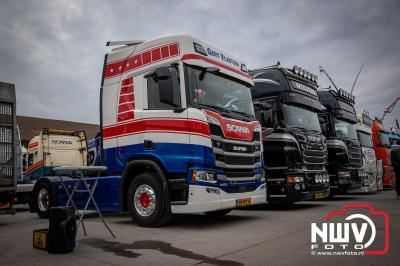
250,64 -> 330,204
0,82 -> 17,215
317,88 -> 363,195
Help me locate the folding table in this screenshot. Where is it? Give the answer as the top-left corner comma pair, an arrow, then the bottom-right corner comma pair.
53,166 -> 115,238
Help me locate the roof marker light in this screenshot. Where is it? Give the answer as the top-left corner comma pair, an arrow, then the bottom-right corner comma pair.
293,65 -> 299,74
193,42 -> 207,56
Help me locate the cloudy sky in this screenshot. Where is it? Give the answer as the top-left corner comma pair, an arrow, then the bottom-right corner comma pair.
0,0 -> 399,128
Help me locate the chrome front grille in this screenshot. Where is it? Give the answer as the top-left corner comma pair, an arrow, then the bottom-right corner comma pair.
210,123 -> 261,179
347,145 -> 362,167
298,137 -> 327,171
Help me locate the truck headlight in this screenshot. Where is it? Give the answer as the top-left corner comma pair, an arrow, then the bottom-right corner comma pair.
287,176 -> 304,184
192,170 -> 217,183
260,172 -> 266,183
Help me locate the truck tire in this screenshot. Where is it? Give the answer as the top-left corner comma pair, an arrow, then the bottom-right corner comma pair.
205,209 -> 232,217
127,172 -> 172,227
34,182 -> 53,219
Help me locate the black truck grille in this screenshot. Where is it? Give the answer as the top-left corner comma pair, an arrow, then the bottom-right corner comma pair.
299,139 -> 326,171
223,155 -> 257,165
223,169 -> 257,178
0,102 -> 14,187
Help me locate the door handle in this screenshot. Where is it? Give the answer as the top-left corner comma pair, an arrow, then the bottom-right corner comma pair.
144,140 -> 154,150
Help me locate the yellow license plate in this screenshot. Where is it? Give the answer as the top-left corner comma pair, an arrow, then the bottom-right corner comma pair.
315,192 -> 325,199
236,198 -> 251,207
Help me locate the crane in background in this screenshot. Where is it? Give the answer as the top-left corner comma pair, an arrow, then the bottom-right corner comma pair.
381,97 -> 400,122
350,64 -> 364,94
318,65 -> 339,92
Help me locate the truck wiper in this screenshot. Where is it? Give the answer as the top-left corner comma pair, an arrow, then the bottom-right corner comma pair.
198,103 -> 231,114
229,110 -> 254,118
290,126 -> 308,131
229,110 -> 255,121
308,129 -> 322,134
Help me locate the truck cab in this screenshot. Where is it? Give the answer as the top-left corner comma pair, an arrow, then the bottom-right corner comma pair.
17,129 -> 87,210
23,129 -> 87,181
317,89 -> 363,195
354,112 -> 379,192
371,119 -> 395,187
249,64 -> 330,203
101,34 -> 266,225
388,129 -> 400,148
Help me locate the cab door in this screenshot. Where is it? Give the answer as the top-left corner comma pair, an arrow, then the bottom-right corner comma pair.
141,65 -> 189,173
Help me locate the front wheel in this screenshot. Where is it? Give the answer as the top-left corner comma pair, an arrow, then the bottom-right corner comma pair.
127,172 -> 172,227
205,209 -> 232,217
34,182 -> 54,219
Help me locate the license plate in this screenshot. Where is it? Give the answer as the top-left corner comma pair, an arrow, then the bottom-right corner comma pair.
236,198 -> 251,207
315,192 -> 325,199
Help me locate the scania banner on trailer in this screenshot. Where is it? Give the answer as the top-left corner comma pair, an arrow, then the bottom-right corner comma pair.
31,34 -> 266,226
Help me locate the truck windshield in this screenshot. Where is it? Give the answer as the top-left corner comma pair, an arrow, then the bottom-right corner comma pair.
334,118 -> 357,140
378,131 -> 391,148
357,131 -> 373,148
186,65 -> 255,117
281,104 -> 321,132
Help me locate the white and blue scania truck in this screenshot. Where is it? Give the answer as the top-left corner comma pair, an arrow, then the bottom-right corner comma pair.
30,34 -> 267,226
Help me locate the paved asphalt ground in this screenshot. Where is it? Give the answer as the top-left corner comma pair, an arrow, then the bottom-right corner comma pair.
0,190 -> 399,266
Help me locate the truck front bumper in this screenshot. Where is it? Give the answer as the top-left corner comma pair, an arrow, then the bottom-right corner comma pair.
348,172 -> 378,193
170,183 -> 266,214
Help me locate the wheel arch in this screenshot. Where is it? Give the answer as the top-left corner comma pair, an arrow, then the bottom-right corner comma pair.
31,177 -> 57,212
120,157 -> 169,211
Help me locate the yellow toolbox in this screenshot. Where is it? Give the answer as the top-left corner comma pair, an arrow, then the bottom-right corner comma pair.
33,229 -> 48,250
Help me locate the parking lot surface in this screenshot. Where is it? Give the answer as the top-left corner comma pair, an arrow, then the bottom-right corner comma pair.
0,191 -> 399,266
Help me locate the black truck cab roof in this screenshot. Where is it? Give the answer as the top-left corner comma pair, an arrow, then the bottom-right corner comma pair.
250,65 -> 324,112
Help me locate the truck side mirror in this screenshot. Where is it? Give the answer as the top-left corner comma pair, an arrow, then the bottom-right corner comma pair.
199,67 -> 220,80
320,123 -> 327,134
144,66 -> 172,80
261,110 -> 275,128
158,79 -> 175,106
155,67 -> 172,80
254,102 -> 272,110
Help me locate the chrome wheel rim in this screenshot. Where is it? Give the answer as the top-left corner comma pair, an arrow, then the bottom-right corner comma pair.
134,184 -> 156,217
37,188 -> 49,212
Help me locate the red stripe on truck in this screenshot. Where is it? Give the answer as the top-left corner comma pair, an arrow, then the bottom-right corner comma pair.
24,160 -> 44,175
28,142 -> 38,149
117,77 -> 135,122
103,118 -> 210,139
104,42 -> 180,79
